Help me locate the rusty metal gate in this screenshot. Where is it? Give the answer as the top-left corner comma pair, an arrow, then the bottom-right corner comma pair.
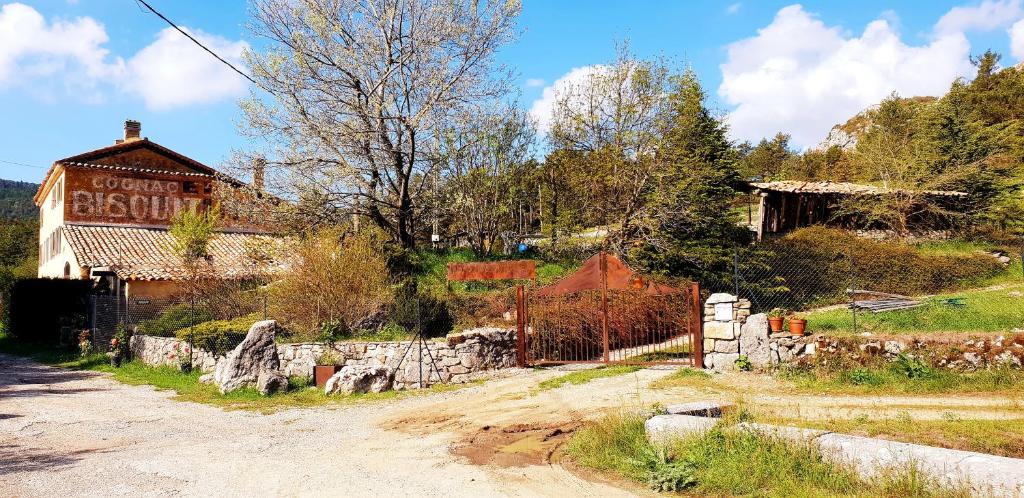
514,252 -> 703,367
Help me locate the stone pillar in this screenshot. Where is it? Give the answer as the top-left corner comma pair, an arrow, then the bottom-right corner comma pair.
702,293 -> 751,370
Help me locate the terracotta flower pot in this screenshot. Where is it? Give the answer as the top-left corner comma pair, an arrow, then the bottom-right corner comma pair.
788,319 -> 807,337
768,317 -> 785,333
314,365 -> 343,389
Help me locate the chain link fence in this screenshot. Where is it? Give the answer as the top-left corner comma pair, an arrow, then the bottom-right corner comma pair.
710,240 -> 1024,336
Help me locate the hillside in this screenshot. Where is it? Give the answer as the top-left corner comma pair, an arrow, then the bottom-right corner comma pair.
815,96 -> 938,151
0,179 -> 38,220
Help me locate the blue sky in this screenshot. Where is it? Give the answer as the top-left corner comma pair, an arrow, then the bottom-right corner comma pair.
1,0 -> 1022,183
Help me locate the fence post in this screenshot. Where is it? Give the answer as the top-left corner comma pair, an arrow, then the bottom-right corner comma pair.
515,285 -> 527,367
689,282 -> 704,369
599,251 -> 610,363
848,247 -> 857,335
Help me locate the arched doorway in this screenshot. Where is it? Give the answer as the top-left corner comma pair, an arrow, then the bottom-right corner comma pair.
63,262 -> 71,279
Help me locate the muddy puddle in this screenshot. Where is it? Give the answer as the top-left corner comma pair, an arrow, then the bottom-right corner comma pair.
452,423 -> 578,467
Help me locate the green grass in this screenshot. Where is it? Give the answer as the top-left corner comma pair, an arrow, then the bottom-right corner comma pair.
626,344 -> 692,363
0,332 -> 470,413
535,365 -> 642,391
780,361 -> 1024,395
92,360 -> 467,413
566,412 -> 970,497
809,284 -> 1024,335
649,367 -> 713,389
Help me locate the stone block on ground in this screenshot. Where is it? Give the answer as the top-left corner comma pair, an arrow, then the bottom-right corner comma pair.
646,415 -> 717,443
665,401 -> 734,418
213,320 -> 281,394
257,369 -> 288,395
325,365 -> 394,394
739,313 -> 771,368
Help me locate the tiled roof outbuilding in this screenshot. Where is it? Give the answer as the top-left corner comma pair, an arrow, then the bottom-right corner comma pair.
63,224 -> 282,281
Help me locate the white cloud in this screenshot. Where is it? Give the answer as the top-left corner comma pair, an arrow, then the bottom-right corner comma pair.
524,77 -> 546,88
0,2 -> 249,109
719,4 -> 975,149
0,2 -> 123,98
1011,18 -> 1024,59
727,3 -> 742,15
123,27 -> 249,110
528,65 -> 605,135
934,0 -> 1022,35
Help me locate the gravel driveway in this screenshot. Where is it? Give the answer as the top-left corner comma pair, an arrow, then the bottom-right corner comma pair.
0,354 -> 635,498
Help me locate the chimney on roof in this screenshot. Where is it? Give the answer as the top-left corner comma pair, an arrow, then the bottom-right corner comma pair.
124,120 -> 141,142
252,156 -> 266,192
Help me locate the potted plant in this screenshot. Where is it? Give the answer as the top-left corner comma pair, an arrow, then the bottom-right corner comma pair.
108,338 -> 123,367
788,313 -> 807,337
767,308 -> 787,333
313,350 -> 343,389
107,325 -> 131,368
169,342 -> 193,373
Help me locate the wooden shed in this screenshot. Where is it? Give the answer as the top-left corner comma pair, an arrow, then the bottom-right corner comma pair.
746,181 -> 967,240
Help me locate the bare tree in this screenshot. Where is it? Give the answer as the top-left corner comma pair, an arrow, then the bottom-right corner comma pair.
547,46 -> 671,240
435,105 -> 535,255
243,0 -> 521,248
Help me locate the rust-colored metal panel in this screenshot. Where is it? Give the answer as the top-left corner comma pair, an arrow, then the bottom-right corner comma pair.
64,167 -> 210,227
446,260 -> 537,282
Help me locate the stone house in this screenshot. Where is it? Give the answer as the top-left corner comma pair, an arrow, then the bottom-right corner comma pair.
33,120 -> 278,308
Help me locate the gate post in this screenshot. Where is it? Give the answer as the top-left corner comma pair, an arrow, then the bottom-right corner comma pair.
599,251 -> 610,363
515,285 -> 527,367
689,282 -> 704,369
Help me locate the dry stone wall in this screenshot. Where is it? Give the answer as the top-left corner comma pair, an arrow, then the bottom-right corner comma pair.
130,327 -> 519,389
697,295 -> 1024,371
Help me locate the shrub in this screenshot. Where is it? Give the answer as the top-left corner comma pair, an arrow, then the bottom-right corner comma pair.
137,303 -> 214,337
745,227 -> 1005,310
389,283 -> 454,338
268,228 -> 393,336
174,314 -> 259,356
891,353 -> 932,379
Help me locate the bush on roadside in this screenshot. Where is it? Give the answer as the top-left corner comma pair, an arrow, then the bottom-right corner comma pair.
174,314 -> 260,356
268,227 -> 393,338
744,227 -> 1005,310
137,303 -> 215,337
388,283 -> 454,338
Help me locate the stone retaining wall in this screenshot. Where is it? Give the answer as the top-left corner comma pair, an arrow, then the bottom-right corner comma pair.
129,327 -> 519,389
700,292 -> 1023,371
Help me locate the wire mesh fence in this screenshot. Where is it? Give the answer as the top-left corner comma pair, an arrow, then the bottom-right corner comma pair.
712,241 -> 1024,336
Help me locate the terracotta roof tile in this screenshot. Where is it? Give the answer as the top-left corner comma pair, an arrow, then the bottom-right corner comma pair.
63,224 -> 283,281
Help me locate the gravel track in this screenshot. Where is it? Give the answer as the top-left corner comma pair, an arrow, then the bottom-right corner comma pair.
0,354 -> 632,498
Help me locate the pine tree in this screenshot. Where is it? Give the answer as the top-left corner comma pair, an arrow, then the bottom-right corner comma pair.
629,70 -> 750,285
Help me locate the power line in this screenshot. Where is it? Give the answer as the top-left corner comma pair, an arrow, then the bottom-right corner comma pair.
0,158 -> 47,169
132,0 -> 259,87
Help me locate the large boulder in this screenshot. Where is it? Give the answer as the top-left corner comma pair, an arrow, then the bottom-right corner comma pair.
324,365 -> 394,395
213,320 -> 282,394
739,313 -> 771,368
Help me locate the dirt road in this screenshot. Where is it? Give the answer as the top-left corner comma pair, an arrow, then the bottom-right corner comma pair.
0,355 -> 641,498
4,354 -> 1022,497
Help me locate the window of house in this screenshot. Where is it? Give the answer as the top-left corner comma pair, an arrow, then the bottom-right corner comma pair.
183,181 -> 198,194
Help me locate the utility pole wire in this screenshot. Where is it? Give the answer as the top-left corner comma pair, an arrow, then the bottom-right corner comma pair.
132,0 -> 260,87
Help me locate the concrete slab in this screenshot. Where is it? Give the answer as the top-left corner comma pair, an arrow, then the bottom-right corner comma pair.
645,415 -> 717,444
816,433 -> 1024,498
738,422 -> 831,441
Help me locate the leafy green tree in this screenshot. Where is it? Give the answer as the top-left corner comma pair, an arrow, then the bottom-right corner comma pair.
737,133 -> 794,181
629,70 -> 751,285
